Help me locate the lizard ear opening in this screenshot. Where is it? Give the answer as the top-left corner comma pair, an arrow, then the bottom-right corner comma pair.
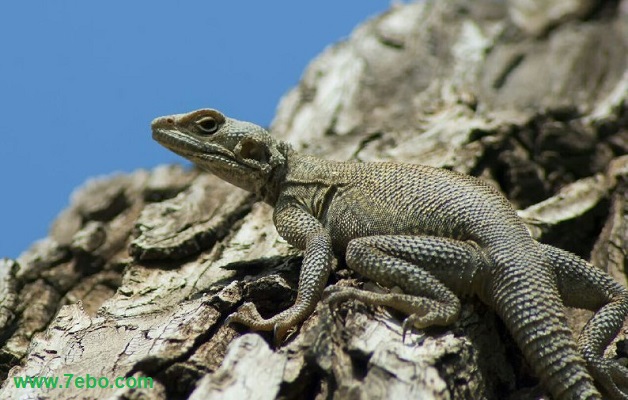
236,137 -> 287,173
239,138 -> 270,164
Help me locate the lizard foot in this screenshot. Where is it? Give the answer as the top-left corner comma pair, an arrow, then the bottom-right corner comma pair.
226,302 -> 305,345
586,357 -> 628,399
324,285 -> 459,341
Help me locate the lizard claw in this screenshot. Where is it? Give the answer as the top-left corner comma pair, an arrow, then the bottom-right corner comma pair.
402,323 -> 410,343
272,322 -> 296,346
402,317 -> 414,343
225,302 -> 309,346
401,314 -> 427,344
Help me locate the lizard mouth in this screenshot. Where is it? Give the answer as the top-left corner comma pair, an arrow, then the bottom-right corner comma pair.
152,127 -> 202,156
152,127 -> 253,170
193,152 -> 245,167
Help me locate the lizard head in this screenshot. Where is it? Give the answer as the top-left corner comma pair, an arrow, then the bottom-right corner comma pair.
151,109 -> 291,201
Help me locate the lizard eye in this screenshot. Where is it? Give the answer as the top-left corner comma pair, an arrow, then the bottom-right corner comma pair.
197,117 -> 219,135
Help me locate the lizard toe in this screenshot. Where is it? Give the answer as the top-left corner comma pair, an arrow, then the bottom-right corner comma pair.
322,285 -> 344,298
587,357 -> 628,399
226,302 -> 270,330
322,286 -> 362,307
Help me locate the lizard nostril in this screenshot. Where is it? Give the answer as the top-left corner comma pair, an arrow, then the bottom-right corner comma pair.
166,118 -> 174,124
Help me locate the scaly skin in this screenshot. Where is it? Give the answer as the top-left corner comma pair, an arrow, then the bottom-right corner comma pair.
152,108 -> 628,399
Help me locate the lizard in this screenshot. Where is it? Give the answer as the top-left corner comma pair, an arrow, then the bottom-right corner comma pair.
151,108 -> 628,399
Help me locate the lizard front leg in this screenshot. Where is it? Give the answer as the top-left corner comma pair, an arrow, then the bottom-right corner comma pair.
326,235 -> 484,337
545,244 -> 628,399
227,206 -> 333,343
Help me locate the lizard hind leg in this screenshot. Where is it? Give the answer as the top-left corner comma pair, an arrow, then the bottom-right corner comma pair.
327,235 -> 484,338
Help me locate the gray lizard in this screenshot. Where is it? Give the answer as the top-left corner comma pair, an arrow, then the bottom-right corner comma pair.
151,108 -> 628,399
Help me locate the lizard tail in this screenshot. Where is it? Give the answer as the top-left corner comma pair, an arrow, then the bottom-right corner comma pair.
489,247 -> 601,400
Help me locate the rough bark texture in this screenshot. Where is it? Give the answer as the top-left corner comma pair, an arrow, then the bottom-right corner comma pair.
1,1 -> 627,399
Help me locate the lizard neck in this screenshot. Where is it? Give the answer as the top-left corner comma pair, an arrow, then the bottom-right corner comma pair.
260,141 -> 294,206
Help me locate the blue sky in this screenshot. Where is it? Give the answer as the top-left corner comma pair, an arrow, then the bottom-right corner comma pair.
0,2 -> 392,259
